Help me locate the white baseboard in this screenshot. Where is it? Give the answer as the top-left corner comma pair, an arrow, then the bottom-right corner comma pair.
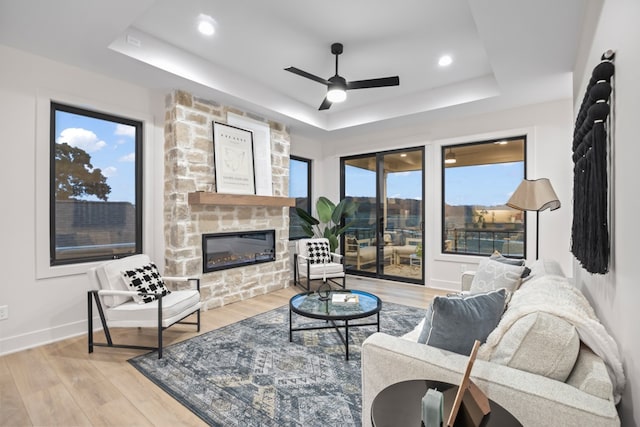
0,319 -> 87,357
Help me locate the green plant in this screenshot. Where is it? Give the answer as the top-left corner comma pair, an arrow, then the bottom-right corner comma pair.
415,242 -> 423,258
295,196 -> 358,252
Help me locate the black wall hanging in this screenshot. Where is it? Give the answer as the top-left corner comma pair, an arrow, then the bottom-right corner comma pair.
571,50 -> 615,274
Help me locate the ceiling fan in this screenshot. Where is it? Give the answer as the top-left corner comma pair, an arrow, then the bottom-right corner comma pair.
285,43 -> 400,111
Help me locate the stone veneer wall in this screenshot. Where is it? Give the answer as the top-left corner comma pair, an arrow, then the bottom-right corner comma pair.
163,90 -> 291,310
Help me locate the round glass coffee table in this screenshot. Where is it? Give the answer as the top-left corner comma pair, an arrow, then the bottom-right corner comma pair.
289,289 -> 382,360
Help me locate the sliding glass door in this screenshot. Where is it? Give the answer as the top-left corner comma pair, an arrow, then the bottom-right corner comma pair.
342,147 -> 424,284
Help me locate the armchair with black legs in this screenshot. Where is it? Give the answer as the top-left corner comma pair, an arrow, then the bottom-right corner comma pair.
294,238 -> 346,290
87,254 -> 201,359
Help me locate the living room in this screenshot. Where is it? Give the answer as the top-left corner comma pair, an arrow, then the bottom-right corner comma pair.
0,0 -> 638,425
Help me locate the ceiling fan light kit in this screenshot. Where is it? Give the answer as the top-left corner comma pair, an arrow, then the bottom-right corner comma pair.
327,88 -> 347,103
285,42 -> 399,110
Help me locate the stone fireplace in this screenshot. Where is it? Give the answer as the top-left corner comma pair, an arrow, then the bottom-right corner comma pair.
163,90 -> 291,310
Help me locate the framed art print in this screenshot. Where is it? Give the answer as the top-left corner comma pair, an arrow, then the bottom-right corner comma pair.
212,121 -> 256,195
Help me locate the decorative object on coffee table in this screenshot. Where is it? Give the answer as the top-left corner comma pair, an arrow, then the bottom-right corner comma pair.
317,282 -> 331,301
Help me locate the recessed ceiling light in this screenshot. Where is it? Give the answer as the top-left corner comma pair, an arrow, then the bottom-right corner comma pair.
494,140 -> 508,145
198,14 -> 215,36
400,153 -> 407,157
438,55 -> 453,67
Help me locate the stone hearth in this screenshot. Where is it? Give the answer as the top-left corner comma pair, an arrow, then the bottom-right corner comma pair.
163,90 -> 291,310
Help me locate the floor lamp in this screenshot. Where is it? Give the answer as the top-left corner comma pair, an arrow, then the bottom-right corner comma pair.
506,178 -> 561,260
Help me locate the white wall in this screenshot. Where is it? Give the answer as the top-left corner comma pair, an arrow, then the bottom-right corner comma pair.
572,0 -> 640,424
315,99 -> 574,291
0,45 -> 164,354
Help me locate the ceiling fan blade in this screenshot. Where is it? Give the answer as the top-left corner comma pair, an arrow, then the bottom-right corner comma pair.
319,97 -> 332,110
347,76 -> 400,90
284,67 -> 331,85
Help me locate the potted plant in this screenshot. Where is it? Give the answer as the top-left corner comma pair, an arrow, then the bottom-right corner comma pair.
295,196 -> 358,252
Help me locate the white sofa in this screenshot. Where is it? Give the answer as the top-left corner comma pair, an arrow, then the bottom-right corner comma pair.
361,259 -> 621,426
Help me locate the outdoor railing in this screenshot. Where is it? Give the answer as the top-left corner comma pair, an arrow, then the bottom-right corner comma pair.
445,228 -> 524,257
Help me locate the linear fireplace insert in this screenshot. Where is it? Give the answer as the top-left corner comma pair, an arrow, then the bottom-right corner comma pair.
202,229 -> 276,273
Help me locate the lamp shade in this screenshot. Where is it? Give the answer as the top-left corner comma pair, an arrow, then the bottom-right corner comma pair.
507,178 -> 560,212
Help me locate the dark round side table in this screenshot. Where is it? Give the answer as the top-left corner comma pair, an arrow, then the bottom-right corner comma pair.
371,380 -> 522,427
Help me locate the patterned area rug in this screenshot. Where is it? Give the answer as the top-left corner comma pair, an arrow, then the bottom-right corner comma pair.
129,301 -> 425,426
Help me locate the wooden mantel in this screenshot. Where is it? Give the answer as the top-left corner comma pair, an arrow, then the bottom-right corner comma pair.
188,192 -> 295,207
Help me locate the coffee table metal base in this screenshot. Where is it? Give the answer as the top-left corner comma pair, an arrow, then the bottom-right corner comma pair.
289,312 -> 380,360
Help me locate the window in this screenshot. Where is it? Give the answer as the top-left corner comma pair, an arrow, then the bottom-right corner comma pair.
442,136 -> 526,257
50,102 -> 143,265
289,156 -> 312,240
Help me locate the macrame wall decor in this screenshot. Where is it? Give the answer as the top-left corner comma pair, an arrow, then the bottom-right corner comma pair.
571,50 -> 615,274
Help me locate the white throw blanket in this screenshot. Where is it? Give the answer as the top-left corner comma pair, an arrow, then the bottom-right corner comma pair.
477,275 -> 625,403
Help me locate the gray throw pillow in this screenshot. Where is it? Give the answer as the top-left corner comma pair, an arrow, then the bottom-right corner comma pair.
470,258 -> 524,294
417,289 -> 507,356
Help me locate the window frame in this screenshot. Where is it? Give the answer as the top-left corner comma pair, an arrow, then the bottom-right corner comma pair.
288,155 -> 312,240
49,101 -> 143,266
441,135 -> 527,258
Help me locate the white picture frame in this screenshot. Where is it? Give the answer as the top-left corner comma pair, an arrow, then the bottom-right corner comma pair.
227,113 -> 273,196
212,121 -> 256,195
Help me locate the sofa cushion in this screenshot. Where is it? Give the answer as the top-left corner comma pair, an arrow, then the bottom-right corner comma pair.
417,289 -> 507,356
487,311 -> 580,382
121,262 -> 171,304
566,343 -> 614,400
106,289 -> 201,327
470,258 -> 524,294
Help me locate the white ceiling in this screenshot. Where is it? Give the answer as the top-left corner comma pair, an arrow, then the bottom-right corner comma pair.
0,0 -> 587,139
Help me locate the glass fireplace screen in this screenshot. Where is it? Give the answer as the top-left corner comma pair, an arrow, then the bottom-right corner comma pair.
202,229 -> 276,273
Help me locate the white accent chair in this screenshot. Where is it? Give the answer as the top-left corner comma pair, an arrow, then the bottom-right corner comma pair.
87,254 -> 201,358
294,238 -> 346,290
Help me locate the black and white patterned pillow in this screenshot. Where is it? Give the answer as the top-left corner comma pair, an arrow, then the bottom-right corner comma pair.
121,263 -> 171,304
306,241 -> 331,264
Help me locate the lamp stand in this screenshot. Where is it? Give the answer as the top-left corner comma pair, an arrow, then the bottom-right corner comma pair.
535,210 -> 539,260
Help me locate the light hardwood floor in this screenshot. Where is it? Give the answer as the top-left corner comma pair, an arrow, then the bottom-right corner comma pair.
0,278 -> 446,426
